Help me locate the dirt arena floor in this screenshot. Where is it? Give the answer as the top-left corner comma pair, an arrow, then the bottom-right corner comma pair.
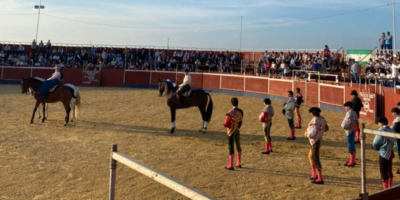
0,84 -> 396,200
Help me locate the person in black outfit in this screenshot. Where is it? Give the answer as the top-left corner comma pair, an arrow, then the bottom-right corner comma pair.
295,88 -> 304,129
391,108 -> 400,174
351,90 -> 363,143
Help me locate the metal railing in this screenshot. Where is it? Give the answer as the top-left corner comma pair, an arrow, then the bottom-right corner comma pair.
292,70 -> 339,84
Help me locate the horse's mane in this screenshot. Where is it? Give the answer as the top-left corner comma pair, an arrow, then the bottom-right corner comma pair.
161,79 -> 177,94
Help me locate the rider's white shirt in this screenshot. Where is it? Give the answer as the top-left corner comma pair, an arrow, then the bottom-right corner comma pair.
179,74 -> 191,87
48,72 -> 61,81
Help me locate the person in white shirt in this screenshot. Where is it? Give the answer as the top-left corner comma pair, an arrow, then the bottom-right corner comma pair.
176,68 -> 191,105
350,59 -> 359,83
48,65 -> 62,81
391,60 -> 400,78
39,65 -> 62,100
389,60 -> 400,87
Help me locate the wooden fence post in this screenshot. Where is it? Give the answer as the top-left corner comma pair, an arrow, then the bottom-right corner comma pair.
360,123 -> 368,200
109,144 -> 117,200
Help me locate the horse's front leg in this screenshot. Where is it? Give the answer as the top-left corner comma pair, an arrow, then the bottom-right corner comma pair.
41,103 -> 46,122
30,100 -> 41,124
63,103 -> 71,126
45,103 -> 48,118
70,100 -> 75,122
37,105 -> 41,119
170,107 -> 176,134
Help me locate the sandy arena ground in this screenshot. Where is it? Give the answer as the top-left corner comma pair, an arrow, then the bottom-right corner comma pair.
0,84 -> 396,200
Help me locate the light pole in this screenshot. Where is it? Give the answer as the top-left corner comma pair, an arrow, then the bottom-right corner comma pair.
34,0 -> 45,42
392,0 -> 397,55
239,16 -> 243,53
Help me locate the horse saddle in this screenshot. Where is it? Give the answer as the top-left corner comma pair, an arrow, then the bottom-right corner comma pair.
49,84 -> 59,93
182,90 -> 191,97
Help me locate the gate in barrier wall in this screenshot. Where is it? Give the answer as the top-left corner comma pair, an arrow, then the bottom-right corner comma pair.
318,83 -> 345,110
109,144 -> 216,200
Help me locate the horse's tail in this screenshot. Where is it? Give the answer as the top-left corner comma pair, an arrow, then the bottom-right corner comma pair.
75,88 -> 81,117
205,93 -> 213,122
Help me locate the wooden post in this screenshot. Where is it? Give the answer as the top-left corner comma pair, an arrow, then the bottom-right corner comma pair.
360,124 -> 369,200
109,144 -> 117,200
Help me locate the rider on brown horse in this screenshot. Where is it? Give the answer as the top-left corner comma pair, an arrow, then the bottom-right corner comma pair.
38,65 -> 62,100
176,68 -> 191,105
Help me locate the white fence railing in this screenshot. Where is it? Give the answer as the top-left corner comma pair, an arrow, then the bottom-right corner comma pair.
109,144 -> 216,200
359,124 -> 400,200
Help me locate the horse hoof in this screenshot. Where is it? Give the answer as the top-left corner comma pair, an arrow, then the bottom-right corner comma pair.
170,128 -> 175,134
38,116 -> 41,119
63,123 -> 67,126
30,121 -> 33,124
71,119 -> 74,122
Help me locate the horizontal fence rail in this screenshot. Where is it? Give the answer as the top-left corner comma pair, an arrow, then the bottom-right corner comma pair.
109,144 -> 216,200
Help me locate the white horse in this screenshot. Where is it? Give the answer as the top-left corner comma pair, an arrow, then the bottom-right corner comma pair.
31,77 -> 79,122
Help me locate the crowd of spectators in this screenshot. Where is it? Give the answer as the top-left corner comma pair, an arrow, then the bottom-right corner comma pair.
254,45 -> 341,77
1,40 -> 399,86
358,51 -> 400,87
0,39 -> 241,72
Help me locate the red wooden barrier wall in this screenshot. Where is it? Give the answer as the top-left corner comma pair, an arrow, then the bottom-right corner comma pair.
3,67 -> 31,80
305,83 -> 319,107
150,71 -> 176,85
63,68 -> 83,86
32,69 -> 53,78
125,71 -> 151,86
221,76 -> 244,91
100,69 -> 124,87
244,77 -> 269,94
319,84 -> 344,107
268,80 -> 293,97
202,74 -> 220,90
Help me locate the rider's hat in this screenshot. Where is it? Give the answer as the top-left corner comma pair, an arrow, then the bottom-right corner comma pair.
54,65 -> 63,69
184,68 -> 190,72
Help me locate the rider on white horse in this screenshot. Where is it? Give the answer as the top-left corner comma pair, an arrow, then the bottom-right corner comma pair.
176,68 -> 191,105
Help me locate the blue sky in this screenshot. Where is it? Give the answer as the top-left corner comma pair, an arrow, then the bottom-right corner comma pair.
0,0 -> 398,51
